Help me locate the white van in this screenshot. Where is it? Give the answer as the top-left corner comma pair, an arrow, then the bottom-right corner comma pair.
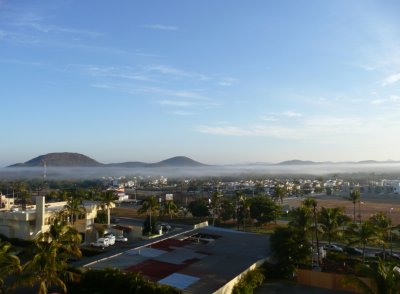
104,233 -> 115,245
97,237 -> 110,247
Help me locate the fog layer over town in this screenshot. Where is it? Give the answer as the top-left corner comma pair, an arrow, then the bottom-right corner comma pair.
2,163 -> 400,180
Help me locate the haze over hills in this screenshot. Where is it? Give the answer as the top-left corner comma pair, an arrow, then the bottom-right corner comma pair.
8,153 -> 207,168
9,152 -> 102,167
276,159 -> 400,165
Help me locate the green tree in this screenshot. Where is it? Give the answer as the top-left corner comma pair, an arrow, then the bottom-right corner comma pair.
270,227 -> 311,279
220,198 -> 235,222
319,207 -> 346,247
349,188 -> 361,222
289,206 -> 313,236
236,192 -> 250,231
303,198 -> 320,265
68,268 -> 181,294
274,185 -> 286,204
138,196 -> 160,235
346,220 -> 379,262
19,220 -> 82,294
210,191 -> 224,226
162,200 -> 178,220
0,239 -> 21,294
369,213 -> 392,258
98,190 -> 118,228
343,259 -> 400,294
249,196 -> 281,225
64,196 -> 86,225
188,198 -> 209,218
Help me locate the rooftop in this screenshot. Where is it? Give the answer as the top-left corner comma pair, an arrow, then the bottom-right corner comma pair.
83,226 -> 269,293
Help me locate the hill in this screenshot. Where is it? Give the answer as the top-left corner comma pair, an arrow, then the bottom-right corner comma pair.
276,159 -> 320,165
109,156 -> 206,168
9,152 -> 102,167
150,156 -> 207,167
9,154 -> 206,168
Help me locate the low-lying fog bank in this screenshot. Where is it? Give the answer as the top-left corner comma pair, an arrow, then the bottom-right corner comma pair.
1,163 -> 400,180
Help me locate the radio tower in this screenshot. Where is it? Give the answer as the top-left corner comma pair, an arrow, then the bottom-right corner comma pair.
42,160 -> 48,196
43,160 -> 47,182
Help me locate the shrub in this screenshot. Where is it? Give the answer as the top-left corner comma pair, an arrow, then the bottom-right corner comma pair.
232,268 -> 265,294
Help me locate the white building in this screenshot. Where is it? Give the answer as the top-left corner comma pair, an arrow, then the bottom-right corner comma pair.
0,196 -> 100,243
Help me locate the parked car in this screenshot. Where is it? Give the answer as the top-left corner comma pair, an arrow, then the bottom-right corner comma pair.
323,244 -> 343,252
344,246 -> 362,256
90,241 -> 105,249
104,234 -> 115,245
375,251 -> 400,260
116,235 -> 128,242
158,223 -> 172,233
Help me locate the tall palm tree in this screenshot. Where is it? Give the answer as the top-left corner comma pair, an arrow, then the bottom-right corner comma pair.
98,190 -> 118,228
343,259 -> 400,294
369,212 -> 392,259
64,196 -> 86,225
319,207 -> 346,247
210,191 -> 223,226
303,198 -> 320,265
0,239 -> 21,294
289,206 -> 313,236
346,220 -> 379,262
274,185 -> 286,204
138,196 -> 160,234
163,200 -> 178,220
349,188 -> 361,223
235,192 -> 250,231
19,220 -> 82,294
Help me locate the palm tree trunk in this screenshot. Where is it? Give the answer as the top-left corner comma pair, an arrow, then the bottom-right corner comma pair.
107,207 -> 111,228
313,207 -> 320,266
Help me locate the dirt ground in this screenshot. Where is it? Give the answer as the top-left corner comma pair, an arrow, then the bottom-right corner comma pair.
285,193 -> 400,225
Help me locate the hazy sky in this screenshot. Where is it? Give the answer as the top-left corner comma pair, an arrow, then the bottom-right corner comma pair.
1,0 -> 400,166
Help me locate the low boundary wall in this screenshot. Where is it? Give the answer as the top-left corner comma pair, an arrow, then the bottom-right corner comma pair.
212,258 -> 268,294
297,269 -> 372,293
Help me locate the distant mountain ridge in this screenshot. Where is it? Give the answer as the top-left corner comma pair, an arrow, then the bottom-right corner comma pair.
10,152 -> 102,167
8,153 -> 206,168
276,159 -> 400,165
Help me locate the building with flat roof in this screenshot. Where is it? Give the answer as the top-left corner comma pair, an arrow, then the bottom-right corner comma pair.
0,196 -> 100,243
83,226 -> 269,293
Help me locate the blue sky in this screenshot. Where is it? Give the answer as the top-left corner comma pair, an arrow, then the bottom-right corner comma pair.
1,0 -> 400,166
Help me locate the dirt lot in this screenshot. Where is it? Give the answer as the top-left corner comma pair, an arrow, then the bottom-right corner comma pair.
285,193 -> 400,225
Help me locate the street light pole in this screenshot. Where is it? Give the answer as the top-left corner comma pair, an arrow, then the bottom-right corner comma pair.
390,207 -> 394,255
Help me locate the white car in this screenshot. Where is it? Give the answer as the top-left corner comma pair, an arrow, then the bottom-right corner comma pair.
104,234 -> 115,245
116,235 -> 128,242
323,244 -> 343,252
90,241 -> 105,249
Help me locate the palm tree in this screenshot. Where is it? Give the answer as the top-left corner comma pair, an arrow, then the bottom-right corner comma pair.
319,207 -> 346,247
64,196 -> 86,225
274,185 -> 286,204
289,206 -> 313,236
138,196 -> 160,234
210,191 -> 223,226
347,220 -> 379,262
19,220 -> 82,294
349,188 -> 361,222
98,190 -> 118,228
0,239 -> 21,294
343,259 -> 400,294
163,200 -> 178,220
235,192 -> 250,231
369,213 -> 392,259
303,198 -> 320,265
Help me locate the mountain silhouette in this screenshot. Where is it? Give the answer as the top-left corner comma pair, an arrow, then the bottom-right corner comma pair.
9,153 -> 206,168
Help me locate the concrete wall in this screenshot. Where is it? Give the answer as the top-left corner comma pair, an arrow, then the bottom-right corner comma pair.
212,258 -> 268,294
297,269 -> 373,293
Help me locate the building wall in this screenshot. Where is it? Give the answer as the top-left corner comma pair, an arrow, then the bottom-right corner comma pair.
297,269 -> 373,293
